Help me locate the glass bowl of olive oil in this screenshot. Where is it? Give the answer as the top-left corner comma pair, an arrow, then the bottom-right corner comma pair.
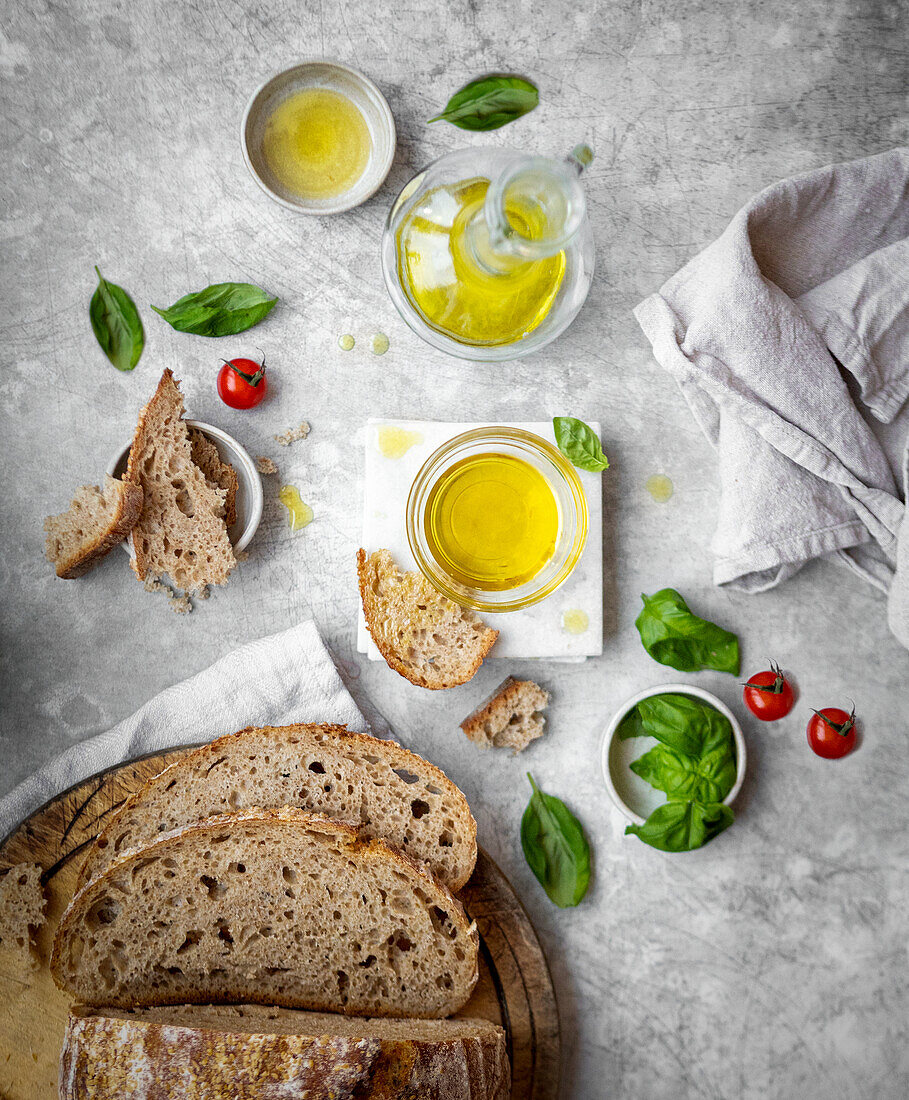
242,61 -> 395,215
406,427 -> 588,613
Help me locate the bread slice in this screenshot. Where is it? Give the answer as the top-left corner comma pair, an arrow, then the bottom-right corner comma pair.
77,723 -> 477,893
0,862 -> 46,971
357,549 -> 498,690
52,808 -> 479,1018
44,475 -> 143,579
126,369 -> 235,593
62,1005 -> 509,1100
189,428 -> 238,528
461,677 -> 549,753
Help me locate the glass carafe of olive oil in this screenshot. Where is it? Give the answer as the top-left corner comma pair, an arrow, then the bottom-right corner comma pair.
382,146 -> 595,360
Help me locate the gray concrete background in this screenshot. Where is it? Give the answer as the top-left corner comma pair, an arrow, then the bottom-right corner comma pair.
2,1 -> 908,1096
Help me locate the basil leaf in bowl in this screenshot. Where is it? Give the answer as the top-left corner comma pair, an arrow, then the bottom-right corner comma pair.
630,741 -> 736,804
625,800 -> 734,853
429,75 -> 538,132
635,588 -> 740,674
521,773 -> 591,908
90,267 -> 144,371
152,282 -> 277,336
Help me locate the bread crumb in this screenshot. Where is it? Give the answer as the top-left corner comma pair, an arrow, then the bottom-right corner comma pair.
0,863 -> 46,972
143,576 -> 192,614
460,677 -> 549,753
274,421 -> 311,447
256,456 -> 278,475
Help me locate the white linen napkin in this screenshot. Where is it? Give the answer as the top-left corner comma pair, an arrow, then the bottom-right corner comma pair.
0,621 -> 367,842
633,147 -> 909,647
357,419 -> 604,661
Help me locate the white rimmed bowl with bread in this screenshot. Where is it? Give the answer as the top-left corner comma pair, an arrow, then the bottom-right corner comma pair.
600,684 -> 747,826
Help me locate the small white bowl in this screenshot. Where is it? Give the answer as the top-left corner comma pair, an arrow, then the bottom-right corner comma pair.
241,60 -> 396,215
600,684 -> 747,827
106,420 -> 263,556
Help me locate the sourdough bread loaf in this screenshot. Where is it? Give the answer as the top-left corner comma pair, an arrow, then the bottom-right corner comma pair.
52,808 -> 479,1018
358,548 -> 498,690
78,723 -> 477,893
0,862 -> 46,972
44,475 -> 143,579
126,369 -> 235,593
61,1005 -> 509,1100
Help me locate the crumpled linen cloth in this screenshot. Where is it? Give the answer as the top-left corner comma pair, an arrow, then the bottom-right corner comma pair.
0,621 -> 367,842
633,147 -> 909,647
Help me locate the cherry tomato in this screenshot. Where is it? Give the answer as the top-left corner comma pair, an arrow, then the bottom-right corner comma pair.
807,706 -> 857,759
742,661 -> 794,721
217,356 -> 268,409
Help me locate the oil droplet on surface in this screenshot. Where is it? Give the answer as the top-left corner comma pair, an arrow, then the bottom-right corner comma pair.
377,425 -> 423,460
561,608 -> 589,635
646,474 -> 674,503
338,333 -> 355,351
371,333 -> 390,355
278,485 -> 313,531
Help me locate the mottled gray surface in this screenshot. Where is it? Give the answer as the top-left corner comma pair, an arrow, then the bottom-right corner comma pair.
2,1 -> 908,1096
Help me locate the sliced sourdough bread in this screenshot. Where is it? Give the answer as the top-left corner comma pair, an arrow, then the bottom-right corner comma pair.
461,677 -> 549,752
52,808 -> 479,1018
189,428 -> 238,528
78,723 -> 477,893
126,369 -> 235,593
358,548 -> 498,690
62,1005 -> 509,1100
44,475 -> 143,578
0,862 -> 46,972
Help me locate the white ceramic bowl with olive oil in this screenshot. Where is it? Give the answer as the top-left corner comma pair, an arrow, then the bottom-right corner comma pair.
242,61 -> 396,215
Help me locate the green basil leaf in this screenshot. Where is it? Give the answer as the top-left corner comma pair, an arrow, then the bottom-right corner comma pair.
151,282 -> 277,337
635,693 -> 733,757
520,773 -> 591,908
625,800 -> 734,852
90,267 -> 144,371
616,705 -> 647,740
553,417 -> 609,472
428,75 -> 539,132
630,741 -> 736,804
635,588 -> 740,674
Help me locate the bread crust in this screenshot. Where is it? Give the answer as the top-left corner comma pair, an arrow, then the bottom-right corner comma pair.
52,807 -> 480,1018
76,723 -> 478,893
357,549 -> 498,690
45,477 -> 144,579
61,1005 -> 510,1100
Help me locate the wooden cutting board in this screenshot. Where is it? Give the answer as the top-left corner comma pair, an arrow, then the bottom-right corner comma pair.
0,749 -> 560,1098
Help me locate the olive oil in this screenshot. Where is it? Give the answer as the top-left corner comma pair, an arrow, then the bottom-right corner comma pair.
646,474 -> 674,503
424,453 -> 559,591
377,426 -> 422,460
279,485 -> 313,531
263,88 -> 370,200
397,178 -> 566,346
561,608 -> 589,634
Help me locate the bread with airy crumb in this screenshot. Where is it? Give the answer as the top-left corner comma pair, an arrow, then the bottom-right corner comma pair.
126,369 -> 235,593
357,549 -> 498,690
0,862 -> 46,971
189,428 -> 238,528
52,808 -> 479,1018
44,475 -> 143,578
61,1005 -> 509,1100
78,723 -> 477,893
460,677 -> 549,753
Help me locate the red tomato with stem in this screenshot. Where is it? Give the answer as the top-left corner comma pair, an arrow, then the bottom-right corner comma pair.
742,661 -> 794,721
217,355 -> 268,409
807,706 -> 857,759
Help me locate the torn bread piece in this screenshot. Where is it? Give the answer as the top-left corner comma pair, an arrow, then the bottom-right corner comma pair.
189,429 -> 238,528
357,548 -> 498,690
460,677 -> 549,752
44,475 -> 143,579
126,369 -> 235,595
0,862 -> 46,971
